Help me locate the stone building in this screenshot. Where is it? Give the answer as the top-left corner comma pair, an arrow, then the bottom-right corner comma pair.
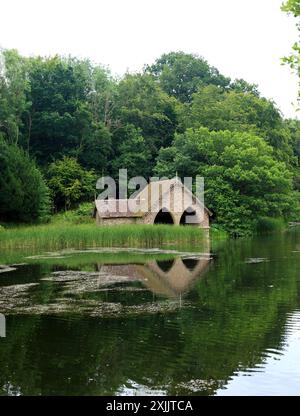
94,178 -> 211,228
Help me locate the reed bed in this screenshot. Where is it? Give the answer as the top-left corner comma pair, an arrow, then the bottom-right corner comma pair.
0,223 -> 206,251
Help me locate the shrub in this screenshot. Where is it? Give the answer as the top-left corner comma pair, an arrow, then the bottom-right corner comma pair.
47,157 -> 96,211
0,138 -> 51,223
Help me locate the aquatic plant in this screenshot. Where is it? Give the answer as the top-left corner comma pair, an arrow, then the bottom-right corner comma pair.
0,223 -> 207,251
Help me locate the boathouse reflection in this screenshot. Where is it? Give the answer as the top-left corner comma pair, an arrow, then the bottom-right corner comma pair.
98,253 -> 211,298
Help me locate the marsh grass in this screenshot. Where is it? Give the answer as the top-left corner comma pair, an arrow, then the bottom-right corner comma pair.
255,217 -> 286,234
0,223 -> 206,251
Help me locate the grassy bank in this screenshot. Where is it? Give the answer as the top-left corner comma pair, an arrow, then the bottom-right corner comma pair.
0,222 -> 210,251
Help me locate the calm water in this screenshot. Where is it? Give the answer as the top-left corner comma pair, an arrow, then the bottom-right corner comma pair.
0,229 -> 299,396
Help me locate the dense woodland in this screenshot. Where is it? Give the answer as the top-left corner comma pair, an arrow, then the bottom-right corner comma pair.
0,48 -> 300,236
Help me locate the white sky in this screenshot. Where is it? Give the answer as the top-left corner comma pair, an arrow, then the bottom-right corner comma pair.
1,0 -> 299,118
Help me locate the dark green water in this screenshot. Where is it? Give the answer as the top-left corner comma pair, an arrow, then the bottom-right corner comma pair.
0,229 -> 299,396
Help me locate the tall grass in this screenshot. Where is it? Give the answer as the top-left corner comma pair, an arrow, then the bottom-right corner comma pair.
0,223 -> 207,251
255,217 -> 286,235
209,224 -> 228,240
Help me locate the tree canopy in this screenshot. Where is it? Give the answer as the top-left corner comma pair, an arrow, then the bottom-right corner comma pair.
0,48 -> 299,234
282,0 -> 300,101
147,51 -> 231,103
47,157 -> 96,211
155,128 -> 296,236
0,135 -> 50,222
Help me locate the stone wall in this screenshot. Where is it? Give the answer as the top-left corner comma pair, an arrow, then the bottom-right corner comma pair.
96,214 -> 149,226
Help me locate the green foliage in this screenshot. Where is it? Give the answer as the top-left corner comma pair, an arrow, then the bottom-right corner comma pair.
285,118 -> 300,160
115,73 -> 178,168
111,125 -> 152,178
287,191 -> 300,220
0,49 -> 30,144
209,224 -> 228,240
229,78 -> 260,95
0,136 -> 51,223
282,0 -> 300,15
74,202 -> 95,218
155,128 -> 296,236
77,121 -> 112,172
47,157 -> 96,211
51,203 -> 94,224
282,1 -> 300,102
23,55 -> 113,170
179,85 -> 296,165
0,47 -> 299,234
147,51 -> 230,102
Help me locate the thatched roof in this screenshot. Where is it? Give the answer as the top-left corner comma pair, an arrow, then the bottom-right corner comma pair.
95,199 -> 144,218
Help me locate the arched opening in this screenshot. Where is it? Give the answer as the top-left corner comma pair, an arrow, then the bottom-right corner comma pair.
154,209 -> 174,224
182,258 -> 199,271
180,208 -> 198,225
156,259 -> 175,273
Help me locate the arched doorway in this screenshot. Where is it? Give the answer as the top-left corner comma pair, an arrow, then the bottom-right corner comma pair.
156,259 -> 175,272
154,209 -> 174,224
182,258 -> 199,271
180,208 -> 197,225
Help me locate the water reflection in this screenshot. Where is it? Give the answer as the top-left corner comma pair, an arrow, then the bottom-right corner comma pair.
217,310 -> 300,396
0,246 -> 212,316
0,229 -> 299,395
98,255 -> 211,299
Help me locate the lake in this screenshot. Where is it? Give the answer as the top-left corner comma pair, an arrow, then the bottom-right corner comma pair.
0,228 -> 299,396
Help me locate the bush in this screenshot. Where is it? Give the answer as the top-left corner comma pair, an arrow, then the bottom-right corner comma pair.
51,203 -> 94,225
75,203 -> 94,218
287,192 -> 300,221
47,157 -> 96,211
0,138 -> 51,223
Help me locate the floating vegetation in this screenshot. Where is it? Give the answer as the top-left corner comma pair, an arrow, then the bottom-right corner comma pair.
0,255 -> 199,317
245,258 -> 270,264
0,265 -> 17,274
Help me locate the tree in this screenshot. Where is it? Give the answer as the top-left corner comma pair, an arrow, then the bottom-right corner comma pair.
285,118 -> 300,190
179,85 -> 296,165
155,128 -> 296,236
110,125 -> 152,179
230,78 -> 260,95
147,51 -> 231,103
23,56 -> 113,172
0,135 -> 50,222
0,49 -> 30,145
88,64 -> 118,129
24,56 -> 87,163
46,157 -> 96,211
115,73 -> 178,167
282,0 -> 300,100
0,47 -> 299,228
77,121 -> 112,173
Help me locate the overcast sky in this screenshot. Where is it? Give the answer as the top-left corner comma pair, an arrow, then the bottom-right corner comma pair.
1,0 -> 299,118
